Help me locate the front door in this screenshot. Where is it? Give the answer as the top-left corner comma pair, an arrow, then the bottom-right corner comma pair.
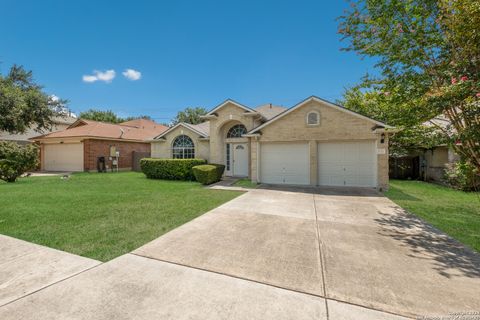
232,143 -> 248,177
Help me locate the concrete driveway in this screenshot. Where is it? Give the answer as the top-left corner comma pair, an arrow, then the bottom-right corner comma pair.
1,187 -> 479,319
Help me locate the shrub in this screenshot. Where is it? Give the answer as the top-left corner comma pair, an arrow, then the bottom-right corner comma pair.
0,141 -> 39,182
192,163 -> 225,185
444,160 -> 480,191
140,158 -> 206,180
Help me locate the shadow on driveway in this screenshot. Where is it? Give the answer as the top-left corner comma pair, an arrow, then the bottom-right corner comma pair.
375,207 -> 480,279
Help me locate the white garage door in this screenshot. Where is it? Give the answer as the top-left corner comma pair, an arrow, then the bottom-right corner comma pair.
318,141 -> 376,187
44,143 -> 84,172
260,143 -> 309,185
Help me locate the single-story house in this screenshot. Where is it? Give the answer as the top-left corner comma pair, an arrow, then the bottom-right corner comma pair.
0,115 -> 77,145
32,119 -> 167,172
151,96 -> 394,190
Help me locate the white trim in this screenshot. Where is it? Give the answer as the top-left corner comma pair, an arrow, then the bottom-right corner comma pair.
152,122 -> 206,140
249,96 -> 393,134
206,99 -> 257,116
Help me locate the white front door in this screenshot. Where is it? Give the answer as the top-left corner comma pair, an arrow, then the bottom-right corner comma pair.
232,143 -> 248,177
260,142 -> 310,185
317,141 -> 376,187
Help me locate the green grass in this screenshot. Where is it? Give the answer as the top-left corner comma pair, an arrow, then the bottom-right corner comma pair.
232,178 -> 258,189
0,172 -> 242,261
385,180 -> 480,252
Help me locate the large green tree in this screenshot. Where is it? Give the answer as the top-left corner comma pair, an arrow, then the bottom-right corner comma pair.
79,109 -> 152,124
172,107 -> 207,125
0,65 -> 66,134
338,0 -> 480,170
339,87 -> 446,156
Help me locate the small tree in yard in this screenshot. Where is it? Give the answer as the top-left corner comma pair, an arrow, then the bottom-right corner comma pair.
0,141 -> 38,182
338,0 -> 480,186
0,64 -> 66,182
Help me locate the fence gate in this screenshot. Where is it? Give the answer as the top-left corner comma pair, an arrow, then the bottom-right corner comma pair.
132,151 -> 150,172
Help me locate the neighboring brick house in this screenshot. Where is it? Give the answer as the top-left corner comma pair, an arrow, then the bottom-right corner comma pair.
31,119 -> 167,172
151,96 -> 395,190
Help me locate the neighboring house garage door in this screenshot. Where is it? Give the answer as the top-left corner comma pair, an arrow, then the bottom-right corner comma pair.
318,141 -> 376,187
44,143 -> 84,172
260,142 -> 309,185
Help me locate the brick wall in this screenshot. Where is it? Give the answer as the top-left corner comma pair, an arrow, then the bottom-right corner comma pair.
83,139 -> 150,171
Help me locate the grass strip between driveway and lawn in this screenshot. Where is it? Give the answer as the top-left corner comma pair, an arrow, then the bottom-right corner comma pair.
232,178 -> 259,189
0,172 -> 242,261
385,180 -> 480,253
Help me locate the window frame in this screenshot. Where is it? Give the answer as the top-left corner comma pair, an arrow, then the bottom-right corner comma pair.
226,124 -> 247,138
306,111 -> 320,126
172,135 -> 195,159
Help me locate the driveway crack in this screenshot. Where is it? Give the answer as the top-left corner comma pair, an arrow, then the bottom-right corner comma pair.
313,194 -> 329,319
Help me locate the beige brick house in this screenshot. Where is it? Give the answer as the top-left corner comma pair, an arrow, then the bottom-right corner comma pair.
151,96 -> 394,190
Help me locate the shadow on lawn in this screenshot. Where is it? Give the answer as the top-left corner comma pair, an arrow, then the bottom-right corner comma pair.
375,206 -> 480,279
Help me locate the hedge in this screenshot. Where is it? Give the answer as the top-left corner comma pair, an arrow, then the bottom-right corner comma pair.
192,163 -> 225,185
140,158 -> 207,180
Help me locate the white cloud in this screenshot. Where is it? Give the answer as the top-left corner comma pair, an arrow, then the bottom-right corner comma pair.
82,70 -> 116,83
122,69 -> 141,81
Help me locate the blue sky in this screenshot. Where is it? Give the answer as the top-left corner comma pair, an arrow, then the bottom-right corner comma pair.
0,0 -> 376,122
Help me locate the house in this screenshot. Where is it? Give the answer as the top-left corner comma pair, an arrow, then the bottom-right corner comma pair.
31,119 -> 167,172
151,96 -> 394,189
0,115 -> 77,145
389,115 -> 460,182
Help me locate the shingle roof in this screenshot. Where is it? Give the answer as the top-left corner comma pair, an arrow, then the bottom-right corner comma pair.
189,121 -> 210,136
31,119 -> 168,142
254,104 -> 287,120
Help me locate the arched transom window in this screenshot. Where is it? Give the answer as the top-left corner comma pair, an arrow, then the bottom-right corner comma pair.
227,124 -> 247,138
172,135 -> 195,159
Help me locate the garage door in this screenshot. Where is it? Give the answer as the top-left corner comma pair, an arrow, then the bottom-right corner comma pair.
318,141 -> 376,187
260,143 -> 309,185
44,143 -> 84,172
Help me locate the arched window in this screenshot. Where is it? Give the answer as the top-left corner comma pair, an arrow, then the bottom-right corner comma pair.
227,124 -> 247,138
306,111 -> 320,126
172,135 -> 195,159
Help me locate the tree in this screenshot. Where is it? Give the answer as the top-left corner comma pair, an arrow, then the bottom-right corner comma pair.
79,109 -> 123,123
0,64 -> 66,134
339,87 -> 446,156
172,107 -> 207,125
79,109 -> 153,124
338,0 -> 480,171
0,141 -> 39,182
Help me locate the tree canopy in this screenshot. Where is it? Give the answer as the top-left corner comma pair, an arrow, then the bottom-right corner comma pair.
0,65 -> 67,134
338,0 -> 480,170
79,109 -> 152,124
172,107 -> 207,125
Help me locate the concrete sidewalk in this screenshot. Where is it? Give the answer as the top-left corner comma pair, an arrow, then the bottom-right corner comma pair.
0,235 -> 100,307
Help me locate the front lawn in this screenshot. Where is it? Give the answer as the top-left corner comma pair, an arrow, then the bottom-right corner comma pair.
0,172 -> 242,261
385,180 -> 480,252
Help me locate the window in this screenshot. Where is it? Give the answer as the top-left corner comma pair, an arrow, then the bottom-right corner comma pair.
227,124 -> 247,138
172,135 -> 195,159
226,143 -> 230,171
307,111 -> 320,126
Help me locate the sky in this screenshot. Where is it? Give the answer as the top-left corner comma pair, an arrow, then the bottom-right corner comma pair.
0,0 -> 377,122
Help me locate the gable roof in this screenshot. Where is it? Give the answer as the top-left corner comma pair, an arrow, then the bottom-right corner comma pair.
32,119 -> 168,142
206,99 -> 258,115
153,122 -> 209,140
248,96 -> 393,134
